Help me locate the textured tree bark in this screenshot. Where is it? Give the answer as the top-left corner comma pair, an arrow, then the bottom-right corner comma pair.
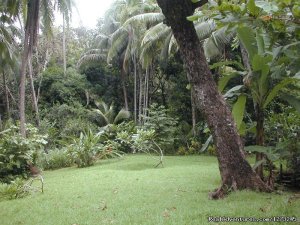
19,31 -> 30,137
28,57 -> 40,127
19,0 -> 40,137
133,53 -> 137,123
156,0 -> 271,199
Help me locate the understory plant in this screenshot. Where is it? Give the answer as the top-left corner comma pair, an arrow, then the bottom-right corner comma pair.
67,130 -> 101,168
0,123 -> 48,183
132,129 -> 164,167
0,178 -> 30,200
41,148 -> 73,170
142,104 -> 178,154
67,129 -> 125,168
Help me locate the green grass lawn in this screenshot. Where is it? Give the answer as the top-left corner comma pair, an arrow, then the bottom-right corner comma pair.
0,155 -> 299,225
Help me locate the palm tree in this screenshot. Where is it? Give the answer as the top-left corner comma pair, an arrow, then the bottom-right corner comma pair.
13,0 -> 73,136
93,100 -> 130,127
78,0 -> 151,116
123,7 -> 232,131
0,7 -> 19,119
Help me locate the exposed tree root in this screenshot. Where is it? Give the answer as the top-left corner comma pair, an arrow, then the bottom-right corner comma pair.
209,175 -> 273,200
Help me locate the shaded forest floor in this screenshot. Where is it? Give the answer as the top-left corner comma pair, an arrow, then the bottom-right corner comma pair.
0,155 -> 299,225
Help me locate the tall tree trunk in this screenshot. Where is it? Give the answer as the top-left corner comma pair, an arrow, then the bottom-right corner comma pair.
63,14 -> 67,76
156,0 -> 271,199
2,72 -> 10,119
37,48 -> 50,103
19,32 -> 30,137
138,66 -> 143,124
144,66 -> 150,117
19,0 -> 40,137
133,53 -> 137,123
28,57 -> 40,126
120,66 -> 129,111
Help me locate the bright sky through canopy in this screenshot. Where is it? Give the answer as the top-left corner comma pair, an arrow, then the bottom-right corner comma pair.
57,0 -> 114,28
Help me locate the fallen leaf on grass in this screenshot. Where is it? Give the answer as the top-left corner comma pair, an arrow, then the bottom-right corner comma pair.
99,200 -> 107,211
163,210 -> 170,218
259,204 -> 271,212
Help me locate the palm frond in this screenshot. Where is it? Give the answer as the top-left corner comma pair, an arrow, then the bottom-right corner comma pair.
160,32 -> 173,63
94,109 -> 109,126
114,109 -> 131,124
107,32 -> 129,62
123,13 -> 164,27
77,53 -> 106,68
204,26 -> 233,59
40,0 -> 54,38
141,22 -> 170,46
195,19 -> 216,40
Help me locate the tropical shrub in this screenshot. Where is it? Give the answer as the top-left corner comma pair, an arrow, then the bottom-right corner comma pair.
97,122 -> 136,153
42,102 -> 97,139
37,67 -> 89,106
143,104 -> 178,154
0,178 -> 30,200
0,124 -> 48,183
67,128 -> 126,167
132,129 -> 163,167
92,100 -> 130,127
67,130 -> 101,168
40,148 -> 72,170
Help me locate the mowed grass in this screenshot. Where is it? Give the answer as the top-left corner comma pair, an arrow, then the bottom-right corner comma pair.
0,155 -> 299,225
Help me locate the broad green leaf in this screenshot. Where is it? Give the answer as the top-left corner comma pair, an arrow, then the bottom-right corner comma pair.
245,145 -> 273,153
252,54 -> 263,71
255,30 -> 265,55
223,85 -> 244,98
238,121 -> 247,136
218,72 -> 240,92
263,78 -> 294,108
247,0 -> 260,16
252,159 -> 266,170
256,1 -> 279,13
210,60 -> 244,71
245,145 -> 279,161
232,95 -> 247,130
281,94 -> 300,113
237,26 -> 257,61
187,12 -> 203,21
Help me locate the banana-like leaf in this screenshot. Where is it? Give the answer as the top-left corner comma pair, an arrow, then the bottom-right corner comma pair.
217,72 -> 240,92
237,26 -> 257,61
281,94 -> 300,113
114,109 -> 131,124
232,95 -> 247,130
245,145 -> 280,162
223,85 -> 244,98
210,60 -> 244,71
252,159 -> 266,170
263,78 -> 294,109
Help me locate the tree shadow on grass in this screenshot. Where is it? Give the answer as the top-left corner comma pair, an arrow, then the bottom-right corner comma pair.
114,162 -> 163,171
